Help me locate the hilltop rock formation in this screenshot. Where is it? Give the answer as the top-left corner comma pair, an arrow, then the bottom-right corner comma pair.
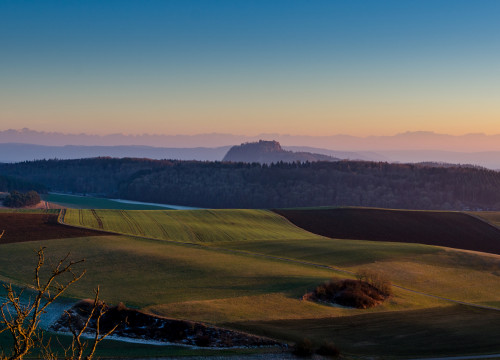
223,140 -> 338,164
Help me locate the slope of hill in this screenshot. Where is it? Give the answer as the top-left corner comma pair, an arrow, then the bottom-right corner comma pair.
63,209 -> 323,243
2,209 -> 500,357
223,140 -> 338,164
274,207 -> 500,255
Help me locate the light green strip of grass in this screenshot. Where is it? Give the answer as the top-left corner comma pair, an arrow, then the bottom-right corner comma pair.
64,209 -> 324,243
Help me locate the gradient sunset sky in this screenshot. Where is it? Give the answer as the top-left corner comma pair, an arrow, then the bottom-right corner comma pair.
1,0 -> 499,136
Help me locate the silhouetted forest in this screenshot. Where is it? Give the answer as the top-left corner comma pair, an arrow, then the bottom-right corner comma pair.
0,174 -> 47,193
1,158 -> 500,210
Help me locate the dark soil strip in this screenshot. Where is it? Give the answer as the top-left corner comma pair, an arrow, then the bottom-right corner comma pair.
274,208 -> 500,255
0,213 -> 110,244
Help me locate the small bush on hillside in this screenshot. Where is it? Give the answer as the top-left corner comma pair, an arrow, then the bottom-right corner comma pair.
304,275 -> 392,309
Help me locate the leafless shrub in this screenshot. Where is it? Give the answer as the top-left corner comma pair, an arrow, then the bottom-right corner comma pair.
0,247 -> 116,360
356,269 -> 392,296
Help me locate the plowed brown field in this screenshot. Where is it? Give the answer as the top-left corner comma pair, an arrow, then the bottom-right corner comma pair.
274,207 -> 500,255
0,213 -> 109,244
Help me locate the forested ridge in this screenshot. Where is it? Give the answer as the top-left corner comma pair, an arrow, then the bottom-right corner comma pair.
0,174 -> 47,193
1,157 -> 500,210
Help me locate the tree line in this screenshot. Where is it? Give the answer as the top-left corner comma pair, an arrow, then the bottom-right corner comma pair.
0,174 -> 46,193
2,157 -> 500,210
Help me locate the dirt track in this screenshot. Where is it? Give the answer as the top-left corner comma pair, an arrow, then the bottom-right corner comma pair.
274,208 -> 500,255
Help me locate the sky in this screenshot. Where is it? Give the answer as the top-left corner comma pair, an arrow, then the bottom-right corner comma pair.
1,0 -> 500,137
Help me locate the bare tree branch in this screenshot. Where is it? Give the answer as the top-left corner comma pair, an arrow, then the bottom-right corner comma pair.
0,247 -> 115,360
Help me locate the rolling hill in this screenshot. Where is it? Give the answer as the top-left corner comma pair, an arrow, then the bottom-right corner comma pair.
1,208 -> 500,358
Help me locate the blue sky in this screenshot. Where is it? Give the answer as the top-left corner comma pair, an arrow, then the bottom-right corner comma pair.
1,0 -> 499,136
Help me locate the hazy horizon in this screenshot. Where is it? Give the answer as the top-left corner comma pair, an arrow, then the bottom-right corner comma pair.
6,128 -> 500,154
4,127 -> 500,138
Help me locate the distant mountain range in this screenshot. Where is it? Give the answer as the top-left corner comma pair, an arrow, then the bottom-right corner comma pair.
3,128 -> 500,152
2,129 -> 500,169
223,140 -> 338,164
0,143 -> 230,162
3,142 -> 500,169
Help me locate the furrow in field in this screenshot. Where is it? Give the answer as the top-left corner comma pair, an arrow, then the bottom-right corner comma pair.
120,210 -> 145,236
90,209 -> 104,229
144,211 -> 170,239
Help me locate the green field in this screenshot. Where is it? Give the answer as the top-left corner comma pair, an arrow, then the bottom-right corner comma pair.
0,235 -> 453,358
64,208 -> 323,243
63,209 -> 500,306
218,239 -> 500,306
0,330 -> 279,359
42,193 -> 174,210
0,235 -> 344,306
228,305 -> 500,357
1,208 -> 500,358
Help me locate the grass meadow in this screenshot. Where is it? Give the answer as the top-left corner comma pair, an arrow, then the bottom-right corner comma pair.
1,208 -> 499,357
63,209 -> 500,306
64,209 -> 322,243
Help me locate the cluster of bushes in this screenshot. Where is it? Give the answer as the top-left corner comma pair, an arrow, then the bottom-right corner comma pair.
2,190 -> 40,208
294,338 -> 340,357
304,271 -> 392,309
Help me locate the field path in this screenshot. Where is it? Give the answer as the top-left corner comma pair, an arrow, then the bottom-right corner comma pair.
58,214 -> 500,313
